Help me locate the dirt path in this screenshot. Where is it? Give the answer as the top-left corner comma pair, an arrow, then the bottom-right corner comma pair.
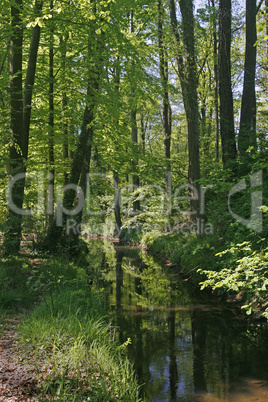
0,318 -> 37,401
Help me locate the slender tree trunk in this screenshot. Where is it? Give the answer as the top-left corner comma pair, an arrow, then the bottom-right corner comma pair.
140,115 -> 146,153
131,95 -> 140,214
60,35 -> 69,187
210,0 -> 220,161
48,0 -> 54,226
4,0 -> 24,253
200,96 -> 206,154
169,0 -> 200,216
205,106 -> 213,156
23,0 -> 43,158
130,11 -> 140,215
44,31 -> 101,250
238,0 -> 257,156
251,88 -> 257,149
158,0 -> 172,213
112,59 -> 124,238
218,0 -> 237,167
4,0 -> 43,253
64,90 -> 94,201
76,137 -> 93,231
113,170 -> 122,237
45,87 -> 95,249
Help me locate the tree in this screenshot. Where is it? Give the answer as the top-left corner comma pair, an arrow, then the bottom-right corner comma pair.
44,1 -> 109,250
209,0 -> 220,161
129,10 -> 140,215
3,0 -> 43,253
48,0 -> 55,227
4,0 -> 24,253
218,0 -> 237,167
157,0 -> 172,212
238,0 -> 257,156
168,0 -> 201,216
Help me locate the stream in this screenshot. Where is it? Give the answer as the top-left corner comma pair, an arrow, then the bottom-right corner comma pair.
87,240 -> 268,401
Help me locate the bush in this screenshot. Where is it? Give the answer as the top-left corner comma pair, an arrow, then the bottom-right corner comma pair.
198,240 -> 268,319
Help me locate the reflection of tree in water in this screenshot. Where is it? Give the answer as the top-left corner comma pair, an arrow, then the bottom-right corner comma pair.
111,247 -> 194,400
115,250 -> 124,344
191,305 -> 268,399
115,251 -> 123,309
168,305 -> 178,400
91,241 -> 268,401
191,308 -> 206,393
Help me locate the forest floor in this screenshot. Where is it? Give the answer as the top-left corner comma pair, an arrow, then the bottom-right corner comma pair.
0,317 -> 37,402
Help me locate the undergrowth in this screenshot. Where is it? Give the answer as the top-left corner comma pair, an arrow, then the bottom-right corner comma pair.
18,287 -> 140,400
0,254 -> 140,401
140,166 -> 268,318
198,240 -> 268,319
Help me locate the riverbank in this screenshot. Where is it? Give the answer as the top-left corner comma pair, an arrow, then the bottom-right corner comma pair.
140,230 -> 220,284
140,229 -> 268,320
0,254 -> 140,401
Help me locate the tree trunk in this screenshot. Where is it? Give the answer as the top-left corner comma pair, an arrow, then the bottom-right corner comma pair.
4,0 -> 24,253
168,0 -> 200,217
60,35 -> 69,187
238,0 -> 257,156
205,106 -> 213,156
48,0 -> 54,227
158,0 -> 172,213
200,95 -> 206,154
4,0 -> 43,253
23,0 -> 43,159
210,0 -> 220,162
218,0 -> 237,167
130,10 -> 140,215
45,85 -> 96,249
113,170 -> 122,237
76,137 -> 93,232
44,31 -> 101,251
112,59 -> 124,237
140,114 -> 146,153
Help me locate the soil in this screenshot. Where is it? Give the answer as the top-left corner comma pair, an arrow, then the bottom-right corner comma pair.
0,318 -> 37,402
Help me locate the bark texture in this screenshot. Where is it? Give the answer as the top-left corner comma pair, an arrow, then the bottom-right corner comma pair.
169,0 -> 200,216
4,0 -> 43,253
130,10 -> 140,214
238,0 -> 257,156
218,0 -> 237,167
158,0 -> 172,210
4,0 -> 24,253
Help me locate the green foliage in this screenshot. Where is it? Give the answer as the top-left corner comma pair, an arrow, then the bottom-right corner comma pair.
198,240 -> 268,318
0,256 -> 37,311
141,162 -> 268,319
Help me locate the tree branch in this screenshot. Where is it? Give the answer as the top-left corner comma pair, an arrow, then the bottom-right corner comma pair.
256,0 -> 264,14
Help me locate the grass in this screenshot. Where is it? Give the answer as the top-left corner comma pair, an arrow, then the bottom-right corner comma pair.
0,253 -> 141,401
0,309 -> 7,336
0,255 -> 38,335
0,256 -> 37,310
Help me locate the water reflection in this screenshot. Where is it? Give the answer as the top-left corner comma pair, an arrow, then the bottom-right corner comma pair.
86,241 -> 268,401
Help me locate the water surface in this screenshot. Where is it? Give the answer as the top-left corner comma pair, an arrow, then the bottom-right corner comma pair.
87,241 -> 268,401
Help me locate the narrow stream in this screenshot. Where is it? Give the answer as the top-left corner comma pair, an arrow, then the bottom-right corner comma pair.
87,241 -> 268,401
